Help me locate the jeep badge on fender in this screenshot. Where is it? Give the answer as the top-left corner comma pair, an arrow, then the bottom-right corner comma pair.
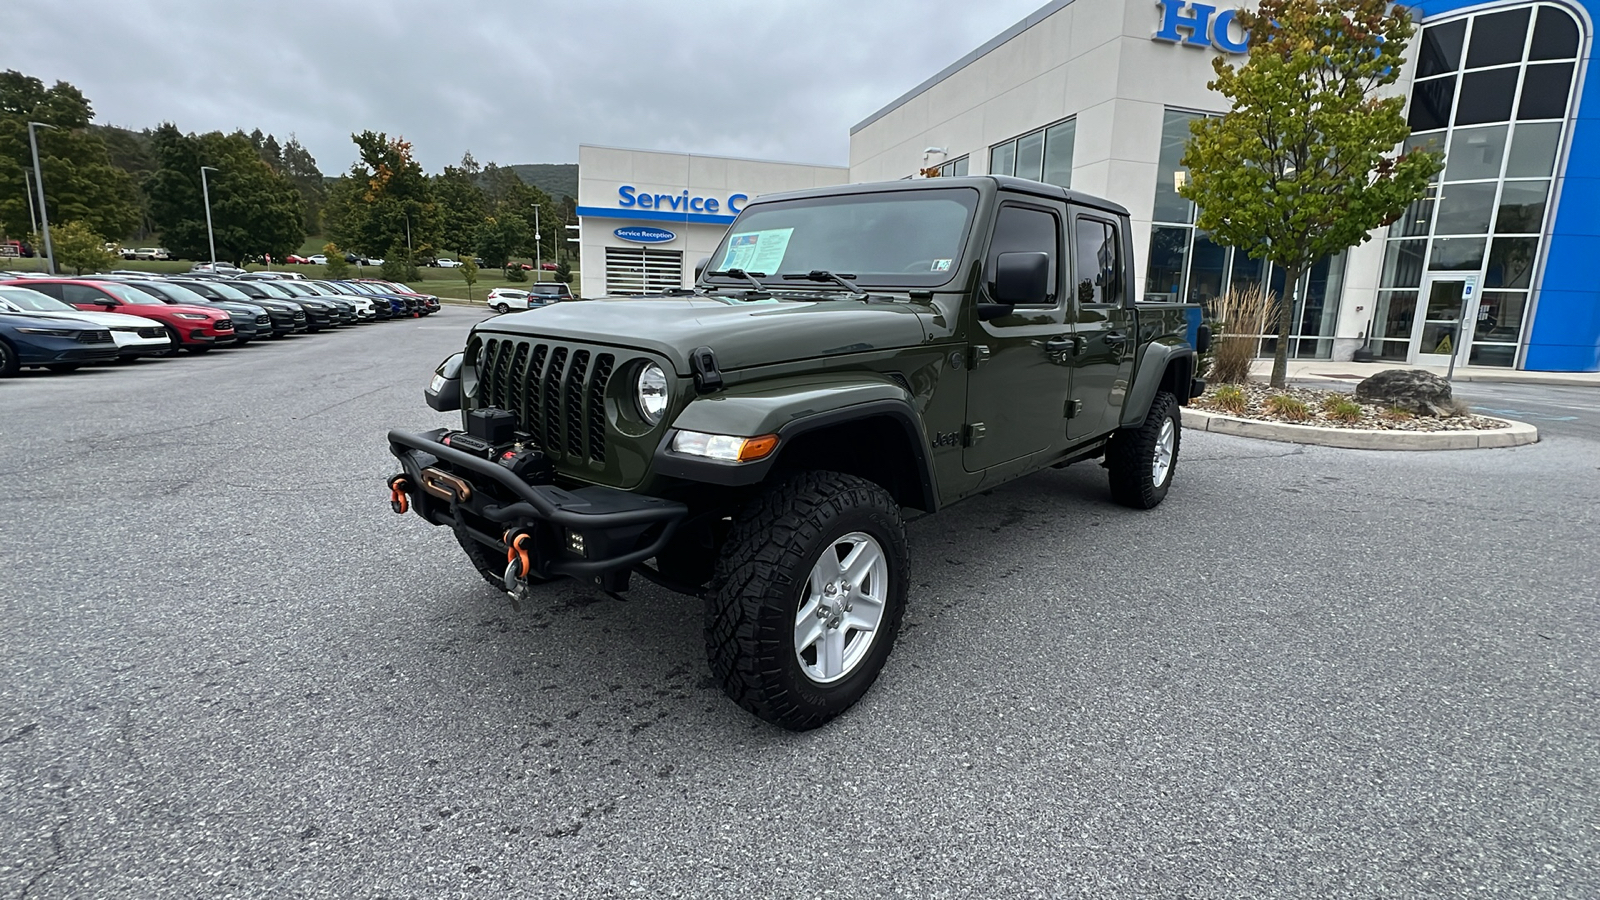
387,176 -> 1205,731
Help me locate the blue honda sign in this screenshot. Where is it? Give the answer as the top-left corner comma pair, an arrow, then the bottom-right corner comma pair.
614,226 -> 677,244
1153,1 -> 1250,54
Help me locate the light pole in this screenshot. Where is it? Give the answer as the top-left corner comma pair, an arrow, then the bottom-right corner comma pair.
28,121 -> 57,274
533,205 -> 541,282
199,165 -> 219,270
23,169 -> 38,244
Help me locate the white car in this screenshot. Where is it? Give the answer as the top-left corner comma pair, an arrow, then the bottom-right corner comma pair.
0,285 -> 172,359
435,258 -> 463,268
307,254 -> 328,265
485,288 -> 531,313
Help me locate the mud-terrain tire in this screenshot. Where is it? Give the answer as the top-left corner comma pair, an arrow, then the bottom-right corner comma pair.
706,471 -> 908,731
454,525 -> 551,592
1107,389 -> 1180,509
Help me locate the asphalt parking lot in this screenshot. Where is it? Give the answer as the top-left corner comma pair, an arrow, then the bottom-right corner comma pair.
3,306 -> 1597,898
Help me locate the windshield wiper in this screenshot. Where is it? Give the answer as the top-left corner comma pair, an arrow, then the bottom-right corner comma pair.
708,268 -> 769,292
782,270 -> 865,297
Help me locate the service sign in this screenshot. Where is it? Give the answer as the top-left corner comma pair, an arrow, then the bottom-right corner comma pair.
614,226 -> 677,244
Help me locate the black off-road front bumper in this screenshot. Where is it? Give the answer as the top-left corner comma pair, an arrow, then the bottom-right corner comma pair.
387,428 -> 685,585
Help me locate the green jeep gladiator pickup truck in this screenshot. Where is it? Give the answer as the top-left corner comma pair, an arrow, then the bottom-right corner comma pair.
388,176 -> 1206,730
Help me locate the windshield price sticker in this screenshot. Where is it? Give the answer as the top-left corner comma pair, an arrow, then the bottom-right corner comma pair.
931,259 -> 952,272
719,228 -> 794,274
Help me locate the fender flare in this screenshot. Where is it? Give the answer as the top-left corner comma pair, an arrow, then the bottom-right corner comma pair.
652,374 -> 939,511
1121,340 -> 1197,429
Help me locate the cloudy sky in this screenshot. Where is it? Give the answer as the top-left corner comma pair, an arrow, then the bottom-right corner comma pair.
14,0 -> 1048,175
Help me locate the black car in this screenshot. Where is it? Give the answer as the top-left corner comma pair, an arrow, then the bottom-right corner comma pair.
247,279 -> 358,325
223,280 -> 337,331
276,281 -> 378,322
92,277 -> 270,344
168,279 -> 306,337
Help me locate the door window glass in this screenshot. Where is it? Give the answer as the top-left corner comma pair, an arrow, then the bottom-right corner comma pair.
61,284 -> 111,305
1073,219 -> 1120,306
987,205 -> 1059,303
25,282 -> 64,301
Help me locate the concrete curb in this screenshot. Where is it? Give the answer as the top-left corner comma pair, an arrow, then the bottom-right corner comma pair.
1181,407 -> 1539,450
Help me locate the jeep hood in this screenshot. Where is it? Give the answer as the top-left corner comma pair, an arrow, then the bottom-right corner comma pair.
475,295 -> 929,373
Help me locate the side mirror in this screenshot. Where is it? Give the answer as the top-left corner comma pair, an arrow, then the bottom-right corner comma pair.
1196,323 -> 1213,353
694,257 -> 710,281
425,352 -> 464,412
993,251 -> 1050,306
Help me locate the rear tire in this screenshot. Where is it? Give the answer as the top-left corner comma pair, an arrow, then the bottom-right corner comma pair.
706,471 -> 908,731
1106,390 -> 1180,509
493,302 -> 510,314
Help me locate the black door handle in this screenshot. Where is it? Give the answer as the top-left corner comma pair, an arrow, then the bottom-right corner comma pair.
1045,335 -> 1076,352
1103,330 -> 1127,344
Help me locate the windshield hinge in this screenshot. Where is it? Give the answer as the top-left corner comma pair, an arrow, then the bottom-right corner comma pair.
690,346 -> 724,393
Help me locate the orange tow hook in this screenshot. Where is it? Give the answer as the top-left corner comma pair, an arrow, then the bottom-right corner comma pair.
388,475 -> 410,514
505,530 -> 534,579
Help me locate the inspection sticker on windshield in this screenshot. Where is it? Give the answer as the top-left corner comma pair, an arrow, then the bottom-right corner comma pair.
931,258 -> 952,272
719,228 -> 793,274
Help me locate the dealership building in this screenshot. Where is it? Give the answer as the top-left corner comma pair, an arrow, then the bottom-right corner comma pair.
575,0 -> 1597,372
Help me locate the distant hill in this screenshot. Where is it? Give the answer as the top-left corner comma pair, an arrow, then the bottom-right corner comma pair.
508,164 -> 577,201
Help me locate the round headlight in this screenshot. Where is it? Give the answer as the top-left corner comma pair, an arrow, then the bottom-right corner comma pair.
636,363 -> 668,425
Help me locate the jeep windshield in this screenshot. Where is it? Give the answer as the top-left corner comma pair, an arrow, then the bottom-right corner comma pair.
704,187 -> 978,290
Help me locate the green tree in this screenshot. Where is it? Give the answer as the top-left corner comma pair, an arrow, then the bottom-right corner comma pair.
434,151 -> 488,255
144,125 -> 304,263
280,135 -> 325,235
0,70 -> 141,242
473,214 -> 530,268
1178,0 -> 1440,387
327,131 -> 442,264
323,241 -> 350,278
554,256 -> 572,285
461,254 -> 478,302
50,219 -> 115,274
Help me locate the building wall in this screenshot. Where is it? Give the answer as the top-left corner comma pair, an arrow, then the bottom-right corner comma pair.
575,146 -> 848,299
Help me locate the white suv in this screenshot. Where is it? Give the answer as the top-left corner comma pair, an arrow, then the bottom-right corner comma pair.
485,288 -> 530,313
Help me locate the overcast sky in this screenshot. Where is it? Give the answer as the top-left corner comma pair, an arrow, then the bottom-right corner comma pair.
14,0 -> 1048,175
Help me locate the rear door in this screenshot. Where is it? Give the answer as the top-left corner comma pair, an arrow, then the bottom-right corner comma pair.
963,198 -> 1072,471
1067,212 -> 1136,440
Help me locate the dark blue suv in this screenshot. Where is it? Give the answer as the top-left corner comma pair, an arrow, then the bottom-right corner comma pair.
0,311 -> 120,375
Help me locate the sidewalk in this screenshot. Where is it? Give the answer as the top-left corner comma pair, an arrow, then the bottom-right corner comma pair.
1248,358 -> 1600,387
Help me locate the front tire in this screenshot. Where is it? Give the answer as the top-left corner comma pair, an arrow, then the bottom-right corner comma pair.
1106,390 -> 1180,509
492,302 -> 510,314
706,471 -> 908,731
0,339 -> 16,377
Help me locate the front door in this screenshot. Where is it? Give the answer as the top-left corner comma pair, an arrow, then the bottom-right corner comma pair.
1412,275 -> 1479,367
963,200 -> 1071,472
1067,214 -> 1136,440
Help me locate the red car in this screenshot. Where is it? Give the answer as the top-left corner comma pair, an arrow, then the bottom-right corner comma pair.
285,254 -> 311,264
540,262 -> 557,271
1,279 -> 235,353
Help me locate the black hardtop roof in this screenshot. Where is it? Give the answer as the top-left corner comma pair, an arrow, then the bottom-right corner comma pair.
741,175 -> 1130,219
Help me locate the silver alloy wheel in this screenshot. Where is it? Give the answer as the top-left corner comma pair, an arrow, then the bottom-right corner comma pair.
793,531 -> 889,684
1153,416 -> 1175,486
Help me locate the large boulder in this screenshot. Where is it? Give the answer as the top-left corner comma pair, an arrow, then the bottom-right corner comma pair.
1354,368 -> 1454,415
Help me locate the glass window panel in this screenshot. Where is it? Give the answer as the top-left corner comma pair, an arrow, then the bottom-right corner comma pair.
989,205 -> 1060,299
1444,124 -> 1508,180
989,141 -> 1016,176
1042,119 -> 1075,188
1144,225 -> 1190,302
1380,239 -> 1426,287
1518,63 -> 1574,119
1473,290 -> 1528,345
1154,110 -> 1202,224
1073,218 -> 1121,305
1188,231 -> 1228,307
952,157 -> 968,177
1529,7 -> 1580,60
1465,8 -> 1531,68
1455,68 -> 1520,125
1429,236 -> 1487,270
1495,180 -> 1549,233
1486,236 -> 1539,287
1433,182 -> 1498,234
1299,253 -> 1344,341
1016,130 -> 1045,181
1372,290 -> 1419,347
1409,77 -> 1456,132
1230,252 -> 1267,296
1505,122 -> 1562,176
1417,19 -> 1466,77
1395,183 -> 1438,237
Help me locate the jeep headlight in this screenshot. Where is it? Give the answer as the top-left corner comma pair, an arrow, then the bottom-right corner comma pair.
636,363 -> 668,425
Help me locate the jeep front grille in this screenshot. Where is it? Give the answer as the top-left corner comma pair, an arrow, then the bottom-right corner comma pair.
476,337 -> 618,465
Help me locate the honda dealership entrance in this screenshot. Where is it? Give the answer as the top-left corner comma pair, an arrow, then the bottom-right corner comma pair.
571,0 -> 1596,372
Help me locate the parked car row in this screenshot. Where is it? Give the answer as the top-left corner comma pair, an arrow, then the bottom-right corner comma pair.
0,271 -> 441,377
484,282 -> 577,313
